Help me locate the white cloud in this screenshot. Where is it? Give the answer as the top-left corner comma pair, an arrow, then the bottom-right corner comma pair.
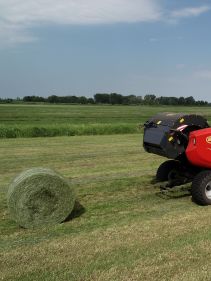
171,5 -> 210,19
0,21 -> 37,46
0,0 -> 161,45
194,70 -> 211,80
0,1 -> 210,46
1,0 -> 162,25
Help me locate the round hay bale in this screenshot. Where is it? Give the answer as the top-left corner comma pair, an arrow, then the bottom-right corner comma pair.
7,168 -> 76,228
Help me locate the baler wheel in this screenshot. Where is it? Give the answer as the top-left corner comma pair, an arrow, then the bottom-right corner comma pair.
156,160 -> 181,182
191,170 -> 211,205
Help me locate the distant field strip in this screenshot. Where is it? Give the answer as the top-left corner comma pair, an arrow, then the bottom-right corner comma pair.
0,123 -> 138,138
0,104 -> 211,138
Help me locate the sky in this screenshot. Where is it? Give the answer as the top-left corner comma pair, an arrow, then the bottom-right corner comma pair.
0,0 -> 211,101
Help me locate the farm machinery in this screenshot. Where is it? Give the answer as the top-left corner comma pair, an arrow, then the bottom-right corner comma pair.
143,112 -> 211,205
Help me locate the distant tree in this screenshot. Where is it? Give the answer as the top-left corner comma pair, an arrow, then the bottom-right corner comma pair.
169,97 -> 179,105
94,93 -> 110,104
185,96 -> 195,105
78,96 -> 88,104
178,97 -> 185,105
23,95 -> 45,102
67,96 -> 79,103
156,96 -> 177,105
47,95 -> 59,103
122,96 -> 131,105
5,98 -> 13,103
10,93 -> 210,106
87,98 -> 95,104
144,94 -> 156,105
109,93 -> 123,105
135,96 -> 143,104
122,95 -> 143,105
23,96 -> 32,102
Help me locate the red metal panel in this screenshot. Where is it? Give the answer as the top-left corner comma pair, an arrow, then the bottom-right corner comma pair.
186,128 -> 211,168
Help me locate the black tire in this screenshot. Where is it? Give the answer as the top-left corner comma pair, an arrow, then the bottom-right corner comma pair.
191,170 -> 211,206
156,160 -> 180,182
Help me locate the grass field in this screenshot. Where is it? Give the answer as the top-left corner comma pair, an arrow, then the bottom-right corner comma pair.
1,104 -> 211,138
1,133 -> 211,281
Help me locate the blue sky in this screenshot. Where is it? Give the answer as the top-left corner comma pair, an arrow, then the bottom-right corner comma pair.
0,0 -> 211,100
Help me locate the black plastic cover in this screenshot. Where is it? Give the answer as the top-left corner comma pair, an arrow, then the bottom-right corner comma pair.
143,113 -> 209,159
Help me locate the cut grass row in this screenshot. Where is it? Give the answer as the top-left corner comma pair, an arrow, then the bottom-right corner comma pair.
0,123 -> 138,138
0,104 -> 211,138
1,134 -> 211,280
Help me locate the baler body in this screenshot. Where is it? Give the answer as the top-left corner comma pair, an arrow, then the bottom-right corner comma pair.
143,112 -> 211,206
143,113 -> 209,160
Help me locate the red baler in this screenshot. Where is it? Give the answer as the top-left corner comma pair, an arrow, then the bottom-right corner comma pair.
143,113 -> 211,205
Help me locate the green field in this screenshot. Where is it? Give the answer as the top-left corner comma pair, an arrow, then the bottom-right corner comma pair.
1,105 -> 211,280
1,131 -> 211,280
0,104 -> 211,138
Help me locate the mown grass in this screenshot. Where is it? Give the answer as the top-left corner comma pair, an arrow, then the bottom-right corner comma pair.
1,134 -> 211,280
0,104 -> 211,138
0,123 -> 137,138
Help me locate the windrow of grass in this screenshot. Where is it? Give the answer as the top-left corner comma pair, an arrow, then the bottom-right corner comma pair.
0,104 -> 211,138
0,123 -> 139,138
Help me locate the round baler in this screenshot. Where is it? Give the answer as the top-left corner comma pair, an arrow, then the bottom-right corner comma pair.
143,112 -> 211,205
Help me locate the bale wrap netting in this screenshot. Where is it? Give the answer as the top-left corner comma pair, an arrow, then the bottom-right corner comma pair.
7,168 -> 76,228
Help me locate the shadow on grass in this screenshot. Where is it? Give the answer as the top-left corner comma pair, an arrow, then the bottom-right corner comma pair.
64,201 -> 86,223
150,178 -> 159,185
150,176 -> 192,200
156,185 -> 191,200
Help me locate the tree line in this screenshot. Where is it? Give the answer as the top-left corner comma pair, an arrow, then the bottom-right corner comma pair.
0,93 -> 209,106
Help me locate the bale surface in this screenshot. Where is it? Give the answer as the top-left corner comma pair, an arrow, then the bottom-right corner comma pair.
7,168 -> 75,228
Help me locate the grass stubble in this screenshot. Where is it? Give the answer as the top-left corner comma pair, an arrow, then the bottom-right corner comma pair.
1,134 -> 211,280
